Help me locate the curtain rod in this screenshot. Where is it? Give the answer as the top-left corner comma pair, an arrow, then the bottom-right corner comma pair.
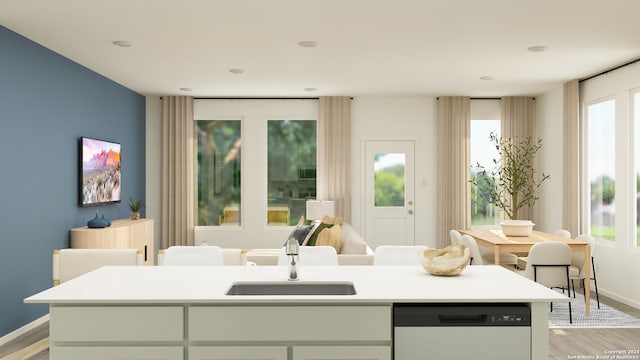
579,57 -> 640,83
436,97 -> 535,100
194,97 -> 320,100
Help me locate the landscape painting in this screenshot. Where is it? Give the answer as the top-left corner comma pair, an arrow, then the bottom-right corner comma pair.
81,137 -> 121,206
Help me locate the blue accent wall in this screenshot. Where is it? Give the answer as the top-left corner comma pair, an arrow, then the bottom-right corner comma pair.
0,26 -> 146,337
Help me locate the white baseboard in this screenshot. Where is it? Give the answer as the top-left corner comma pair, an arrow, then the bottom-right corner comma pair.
599,288 -> 640,310
0,314 -> 49,347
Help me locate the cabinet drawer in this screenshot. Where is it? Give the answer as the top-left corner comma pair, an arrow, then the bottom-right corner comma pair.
189,305 -> 391,341
293,346 -> 391,360
51,306 -> 183,342
50,346 -> 183,360
189,346 -> 287,360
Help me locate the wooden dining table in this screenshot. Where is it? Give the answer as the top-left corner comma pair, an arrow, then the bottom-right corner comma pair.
459,229 -> 592,316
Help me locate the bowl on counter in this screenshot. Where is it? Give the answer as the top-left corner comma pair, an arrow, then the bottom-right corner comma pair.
420,243 -> 470,276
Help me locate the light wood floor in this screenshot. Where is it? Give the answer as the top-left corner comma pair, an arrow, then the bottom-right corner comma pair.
1,291 -> 638,360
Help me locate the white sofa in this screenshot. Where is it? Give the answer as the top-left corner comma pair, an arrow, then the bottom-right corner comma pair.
245,223 -> 374,265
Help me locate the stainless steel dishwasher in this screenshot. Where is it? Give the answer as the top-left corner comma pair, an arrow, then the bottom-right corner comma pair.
393,303 -> 531,360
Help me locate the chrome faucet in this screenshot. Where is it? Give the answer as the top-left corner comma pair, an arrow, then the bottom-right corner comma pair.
285,236 -> 299,281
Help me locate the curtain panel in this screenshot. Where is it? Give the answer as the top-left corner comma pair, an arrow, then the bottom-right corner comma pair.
318,96 -> 352,223
161,96 -> 195,248
563,80 -> 580,236
500,96 -> 536,220
436,96 -> 471,247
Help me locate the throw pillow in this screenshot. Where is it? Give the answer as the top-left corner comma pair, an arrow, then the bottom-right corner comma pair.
305,222 -> 334,247
340,223 -> 367,254
315,225 -> 343,253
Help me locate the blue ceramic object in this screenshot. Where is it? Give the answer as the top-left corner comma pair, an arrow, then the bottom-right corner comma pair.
101,214 -> 112,227
88,211 -> 108,228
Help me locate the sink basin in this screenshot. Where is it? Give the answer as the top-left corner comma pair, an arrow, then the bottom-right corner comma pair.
225,281 -> 357,296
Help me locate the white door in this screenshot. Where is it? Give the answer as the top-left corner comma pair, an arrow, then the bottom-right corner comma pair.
364,140 -> 415,249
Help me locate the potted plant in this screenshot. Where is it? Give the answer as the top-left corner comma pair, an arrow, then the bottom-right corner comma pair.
128,197 -> 145,220
470,132 -> 549,236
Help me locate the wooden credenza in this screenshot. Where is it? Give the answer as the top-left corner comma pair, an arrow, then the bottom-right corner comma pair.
70,218 -> 154,265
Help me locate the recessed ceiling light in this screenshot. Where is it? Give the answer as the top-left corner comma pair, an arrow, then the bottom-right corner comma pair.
112,40 -> 132,48
480,76 -> 494,81
229,68 -> 245,74
179,87 -> 192,92
298,41 -> 318,48
304,87 -> 317,92
527,45 -> 547,52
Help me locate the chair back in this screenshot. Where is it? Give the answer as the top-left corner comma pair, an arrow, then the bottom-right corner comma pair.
160,245 -> 224,266
571,234 -> 594,276
524,241 -> 571,288
53,248 -> 142,285
449,230 -> 463,245
277,246 -> 339,266
373,245 -> 428,265
554,229 -> 572,238
460,234 -> 484,265
221,248 -> 248,265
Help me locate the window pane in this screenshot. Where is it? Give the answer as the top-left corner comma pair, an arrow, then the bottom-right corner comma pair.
588,100 -> 615,241
196,120 -> 241,226
374,153 -> 405,207
267,120 -> 317,225
635,92 -> 640,247
470,120 -> 501,226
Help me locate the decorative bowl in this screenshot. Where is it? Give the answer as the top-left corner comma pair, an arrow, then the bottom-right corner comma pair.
500,220 -> 534,236
420,243 -> 470,276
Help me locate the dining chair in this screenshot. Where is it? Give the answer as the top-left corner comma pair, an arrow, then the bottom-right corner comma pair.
53,248 -> 142,285
373,245 -> 428,265
159,245 -> 224,266
460,235 -> 484,265
554,229 -> 572,238
277,246 -> 339,266
449,230 -> 463,245
569,234 -> 600,308
522,241 -> 573,323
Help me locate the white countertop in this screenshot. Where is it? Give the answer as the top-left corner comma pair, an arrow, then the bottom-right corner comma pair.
25,265 -> 567,305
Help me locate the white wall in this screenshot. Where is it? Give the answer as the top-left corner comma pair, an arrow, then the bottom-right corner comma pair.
534,87 -> 564,233
351,97 -> 438,248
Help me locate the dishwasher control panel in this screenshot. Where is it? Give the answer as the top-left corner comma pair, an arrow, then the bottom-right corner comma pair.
393,303 -> 531,326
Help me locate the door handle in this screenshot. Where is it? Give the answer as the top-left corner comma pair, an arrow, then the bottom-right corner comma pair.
408,209 -> 414,215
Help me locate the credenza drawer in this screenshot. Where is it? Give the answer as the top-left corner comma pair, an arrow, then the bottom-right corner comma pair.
51,306 -> 183,342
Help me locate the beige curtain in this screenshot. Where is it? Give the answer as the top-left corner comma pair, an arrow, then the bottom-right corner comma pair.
563,80 -> 580,236
161,96 -> 195,248
437,96 -> 471,247
501,97 -> 536,220
318,96 -> 351,223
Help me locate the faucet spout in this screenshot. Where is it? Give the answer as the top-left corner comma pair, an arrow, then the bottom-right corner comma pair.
285,237 -> 299,281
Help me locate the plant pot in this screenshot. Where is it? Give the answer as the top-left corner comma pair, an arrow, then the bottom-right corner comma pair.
130,212 -> 140,220
500,220 -> 534,237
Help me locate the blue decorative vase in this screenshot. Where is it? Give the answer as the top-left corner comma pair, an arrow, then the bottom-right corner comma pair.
101,214 -> 111,227
88,211 -> 108,228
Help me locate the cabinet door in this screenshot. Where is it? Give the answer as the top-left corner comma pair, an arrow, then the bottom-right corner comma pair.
189,346 -> 287,360
293,346 -> 391,360
51,346 -> 183,360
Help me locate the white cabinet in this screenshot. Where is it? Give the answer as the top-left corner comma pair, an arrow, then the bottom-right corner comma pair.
293,346 -> 391,360
51,346 -> 183,360
189,346 -> 287,360
70,218 -> 154,265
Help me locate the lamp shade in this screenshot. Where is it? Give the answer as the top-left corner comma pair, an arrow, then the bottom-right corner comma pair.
306,200 -> 335,221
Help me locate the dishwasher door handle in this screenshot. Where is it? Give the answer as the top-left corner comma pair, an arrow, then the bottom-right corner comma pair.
438,314 -> 487,324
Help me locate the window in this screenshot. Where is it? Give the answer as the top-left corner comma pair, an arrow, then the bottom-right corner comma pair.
635,92 -> 640,247
374,153 -> 406,207
587,99 -> 616,241
267,120 -> 317,225
470,119 -> 501,226
196,120 -> 241,226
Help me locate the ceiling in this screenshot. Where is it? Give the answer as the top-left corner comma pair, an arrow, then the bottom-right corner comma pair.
2,0 -> 640,98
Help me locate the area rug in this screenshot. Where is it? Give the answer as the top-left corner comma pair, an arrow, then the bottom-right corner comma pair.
548,290 -> 640,328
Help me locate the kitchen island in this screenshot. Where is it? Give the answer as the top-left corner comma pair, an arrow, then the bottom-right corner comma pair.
25,265 -> 565,360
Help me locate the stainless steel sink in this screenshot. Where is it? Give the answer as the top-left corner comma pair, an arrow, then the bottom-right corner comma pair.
225,281 -> 357,296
